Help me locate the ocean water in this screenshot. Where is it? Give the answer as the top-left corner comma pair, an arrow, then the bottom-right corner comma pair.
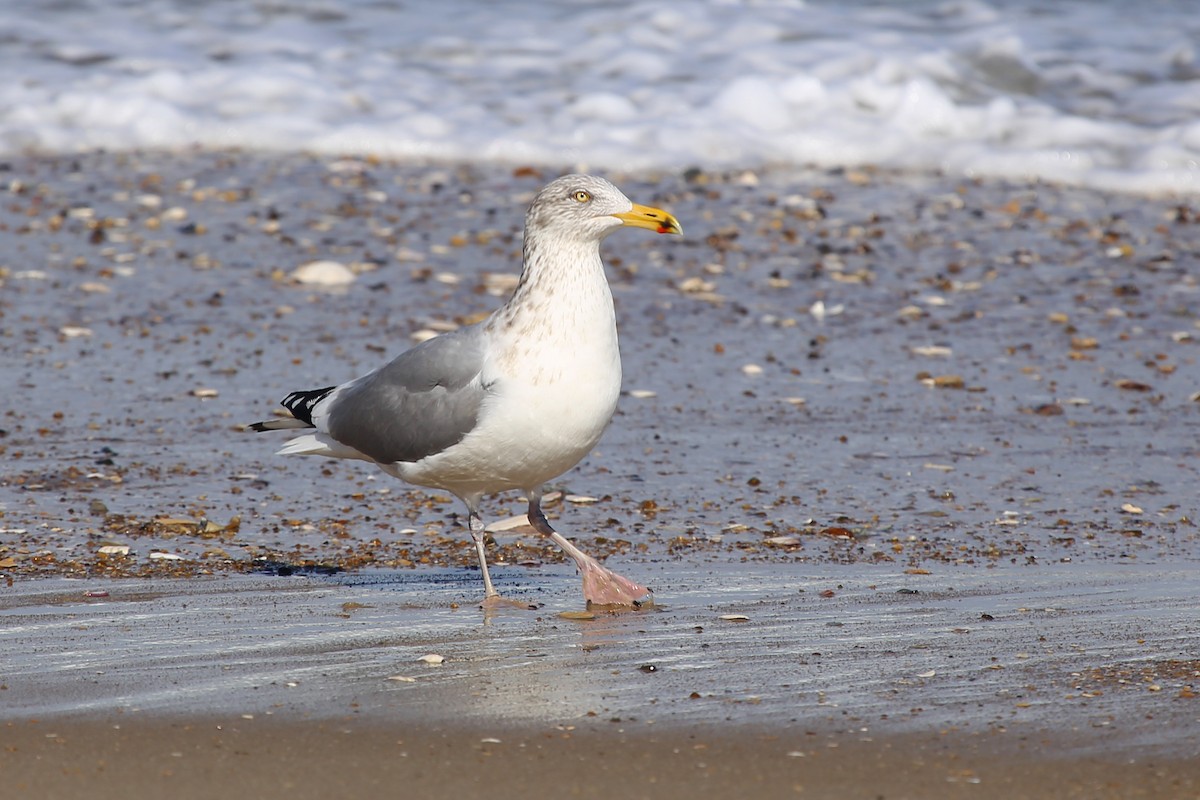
1,0 -> 1197,194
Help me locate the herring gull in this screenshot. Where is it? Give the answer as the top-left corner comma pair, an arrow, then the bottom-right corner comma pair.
249,174 -> 682,608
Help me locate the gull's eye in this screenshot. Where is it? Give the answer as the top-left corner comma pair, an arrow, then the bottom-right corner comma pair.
573,190 -> 592,203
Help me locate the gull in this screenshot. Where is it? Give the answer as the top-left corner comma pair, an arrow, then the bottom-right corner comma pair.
249,175 -> 682,609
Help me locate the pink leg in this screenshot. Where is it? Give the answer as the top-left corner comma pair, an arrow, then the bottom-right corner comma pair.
527,495 -> 652,608
467,505 -> 537,610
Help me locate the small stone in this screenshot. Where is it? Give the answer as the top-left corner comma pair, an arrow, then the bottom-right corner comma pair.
933,374 -> 965,388
291,260 -> 355,286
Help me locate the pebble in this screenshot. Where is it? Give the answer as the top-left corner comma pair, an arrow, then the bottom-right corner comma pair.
809,300 -> 844,320
410,329 -> 441,343
291,260 -> 355,286
484,514 -> 530,532
678,276 -> 716,294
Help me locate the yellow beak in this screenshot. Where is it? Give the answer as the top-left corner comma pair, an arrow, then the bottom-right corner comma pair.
613,202 -> 683,236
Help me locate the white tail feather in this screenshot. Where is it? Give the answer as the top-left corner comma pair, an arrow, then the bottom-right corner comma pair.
277,433 -> 375,462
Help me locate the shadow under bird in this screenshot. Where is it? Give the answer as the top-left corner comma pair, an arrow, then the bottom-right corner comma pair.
248,174 -> 682,609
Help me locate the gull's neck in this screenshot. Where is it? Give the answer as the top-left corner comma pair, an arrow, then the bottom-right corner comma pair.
484,222 -> 622,397
489,229 -> 615,337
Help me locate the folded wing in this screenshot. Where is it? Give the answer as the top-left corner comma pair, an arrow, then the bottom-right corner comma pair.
325,326 -> 488,465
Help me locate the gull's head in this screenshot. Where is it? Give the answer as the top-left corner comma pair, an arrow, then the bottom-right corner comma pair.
527,174 -> 683,242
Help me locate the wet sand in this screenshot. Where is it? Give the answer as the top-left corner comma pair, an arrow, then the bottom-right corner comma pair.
1,152 -> 1199,796
6,716 -> 1199,800
5,566 -> 1200,798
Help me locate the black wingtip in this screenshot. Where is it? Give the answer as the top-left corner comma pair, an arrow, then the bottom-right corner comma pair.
280,385 -> 337,426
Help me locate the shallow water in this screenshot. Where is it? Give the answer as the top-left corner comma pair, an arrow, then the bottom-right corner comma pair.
3,561 -> 1197,758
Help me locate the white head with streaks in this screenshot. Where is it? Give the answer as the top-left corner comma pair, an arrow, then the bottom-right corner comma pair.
524,174 -> 682,244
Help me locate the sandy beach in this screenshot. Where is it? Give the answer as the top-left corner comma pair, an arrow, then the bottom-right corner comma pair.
6,715 -> 1199,800
2,151 -> 1199,797
4,565 -> 1200,798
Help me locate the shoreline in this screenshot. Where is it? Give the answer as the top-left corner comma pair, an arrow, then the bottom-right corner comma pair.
3,566 -> 1198,772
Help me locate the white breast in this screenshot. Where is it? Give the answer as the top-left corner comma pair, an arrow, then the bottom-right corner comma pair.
393,249 -> 622,499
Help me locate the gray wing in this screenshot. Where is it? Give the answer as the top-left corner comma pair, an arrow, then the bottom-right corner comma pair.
325,325 -> 487,464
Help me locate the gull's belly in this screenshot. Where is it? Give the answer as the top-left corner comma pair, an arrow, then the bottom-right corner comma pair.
395,360 -> 620,497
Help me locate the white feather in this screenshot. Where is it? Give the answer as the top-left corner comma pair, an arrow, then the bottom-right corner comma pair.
277,432 -> 374,461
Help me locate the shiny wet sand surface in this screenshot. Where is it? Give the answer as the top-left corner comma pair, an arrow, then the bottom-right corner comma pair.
4,564 -> 1199,798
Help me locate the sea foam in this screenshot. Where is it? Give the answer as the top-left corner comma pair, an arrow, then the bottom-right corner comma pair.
0,0 -> 1196,194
